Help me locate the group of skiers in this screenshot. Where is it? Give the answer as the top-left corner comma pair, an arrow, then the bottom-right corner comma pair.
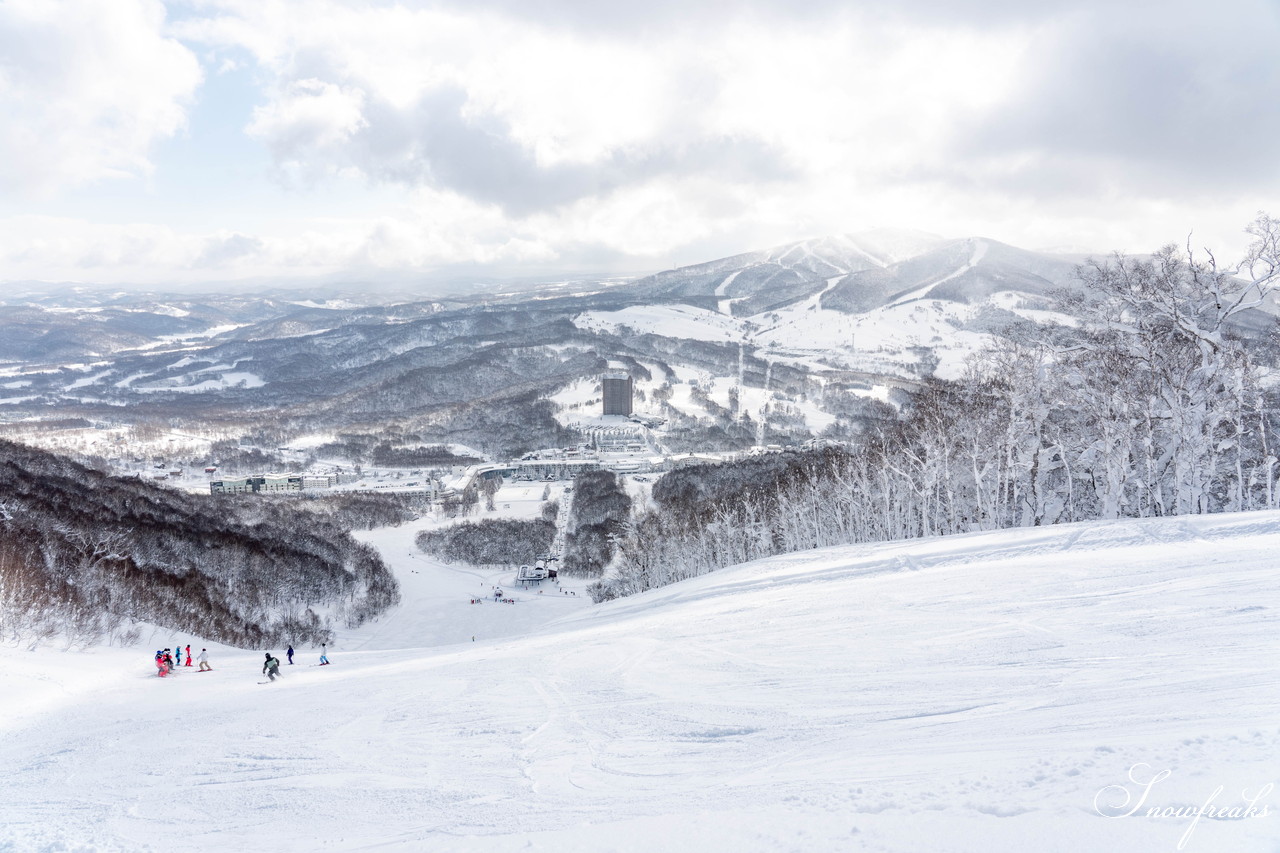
262,644 -> 330,681
154,643 -> 329,679
154,645 -> 210,676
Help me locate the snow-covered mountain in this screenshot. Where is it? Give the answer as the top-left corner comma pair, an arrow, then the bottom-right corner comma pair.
625,229 -> 950,312
0,228 -> 1251,458
575,231 -> 1087,383
623,229 -> 1079,313
2,510 -> 1277,852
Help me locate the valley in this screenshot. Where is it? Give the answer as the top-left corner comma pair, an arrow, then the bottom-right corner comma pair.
0,230 -> 1105,472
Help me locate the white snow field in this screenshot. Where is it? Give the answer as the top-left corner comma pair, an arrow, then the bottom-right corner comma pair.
3,512 -> 1280,852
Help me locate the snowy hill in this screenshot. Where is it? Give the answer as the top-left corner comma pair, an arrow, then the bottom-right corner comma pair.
574,233 -> 1084,382
619,229 -> 1080,315
624,230 -> 950,314
3,512 -> 1279,852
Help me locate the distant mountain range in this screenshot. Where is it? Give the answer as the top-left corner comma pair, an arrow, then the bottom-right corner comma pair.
0,230 -> 1263,459
623,229 -> 1087,314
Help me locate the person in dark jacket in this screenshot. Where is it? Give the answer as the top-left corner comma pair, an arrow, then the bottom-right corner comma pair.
263,653 -> 282,682
286,645 -> 294,665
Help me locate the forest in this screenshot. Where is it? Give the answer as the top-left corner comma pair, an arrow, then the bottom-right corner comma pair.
592,217 -> 1280,600
0,441 -> 399,649
562,470 -> 631,576
416,517 -> 556,566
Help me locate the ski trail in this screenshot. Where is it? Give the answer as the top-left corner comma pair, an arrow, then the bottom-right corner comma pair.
757,360 -> 772,445
552,493 -> 572,557
715,270 -> 744,315
714,269 -> 743,298
800,275 -> 845,313
889,239 -> 988,307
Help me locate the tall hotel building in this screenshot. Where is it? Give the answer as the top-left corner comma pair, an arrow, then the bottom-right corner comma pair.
602,369 -> 634,416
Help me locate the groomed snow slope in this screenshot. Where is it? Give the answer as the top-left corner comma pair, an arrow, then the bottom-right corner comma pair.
4,512 -> 1280,852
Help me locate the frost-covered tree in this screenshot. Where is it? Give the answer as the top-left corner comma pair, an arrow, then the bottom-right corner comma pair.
1061,215 -> 1280,514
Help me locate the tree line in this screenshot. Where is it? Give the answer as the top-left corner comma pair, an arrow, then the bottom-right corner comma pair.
562,470 -> 631,576
416,518 -> 555,566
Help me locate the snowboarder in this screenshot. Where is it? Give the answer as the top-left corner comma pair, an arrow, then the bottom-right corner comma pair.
184,645 -> 193,667
319,643 -> 329,666
197,648 -> 212,671
286,645 -> 294,665
263,653 -> 282,682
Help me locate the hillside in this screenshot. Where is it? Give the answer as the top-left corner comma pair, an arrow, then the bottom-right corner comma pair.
1,511 -> 1277,852
0,440 -> 399,647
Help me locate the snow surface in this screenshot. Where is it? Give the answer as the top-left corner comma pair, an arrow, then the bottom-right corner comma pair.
64,369 -> 114,390
3,512 -> 1280,852
131,371 -> 266,393
575,305 -> 745,344
572,266 -> 1004,389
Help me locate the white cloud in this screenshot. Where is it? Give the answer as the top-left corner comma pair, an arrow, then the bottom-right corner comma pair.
246,78 -> 368,179
0,189 -> 571,284
1,0 -> 1275,285
0,0 -> 202,196
173,1 -> 1030,231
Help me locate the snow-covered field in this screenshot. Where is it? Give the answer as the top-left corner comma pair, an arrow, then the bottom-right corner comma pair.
3,512 -> 1280,852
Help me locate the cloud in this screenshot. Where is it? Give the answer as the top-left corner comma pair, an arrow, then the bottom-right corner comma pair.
0,0 -> 202,196
189,3 -> 804,215
246,78 -> 367,167
194,232 -> 267,268
249,81 -> 795,214
3,0 -> 1276,286
0,191 -> 575,285
947,1 -> 1280,198
409,0 -> 1053,33
180,1 -> 1022,216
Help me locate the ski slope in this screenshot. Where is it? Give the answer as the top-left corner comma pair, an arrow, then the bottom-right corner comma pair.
3,512 -> 1280,852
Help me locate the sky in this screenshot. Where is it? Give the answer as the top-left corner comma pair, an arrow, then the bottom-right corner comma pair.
0,0 -> 1277,289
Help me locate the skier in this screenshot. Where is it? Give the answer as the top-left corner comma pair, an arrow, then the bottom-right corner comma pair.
155,650 -> 169,677
184,645 -> 193,667
263,653 -> 282,682
319,643 -> 330,666
163,649 -> 175,672
197,648 -> 212,671
286,645 -> 294,665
